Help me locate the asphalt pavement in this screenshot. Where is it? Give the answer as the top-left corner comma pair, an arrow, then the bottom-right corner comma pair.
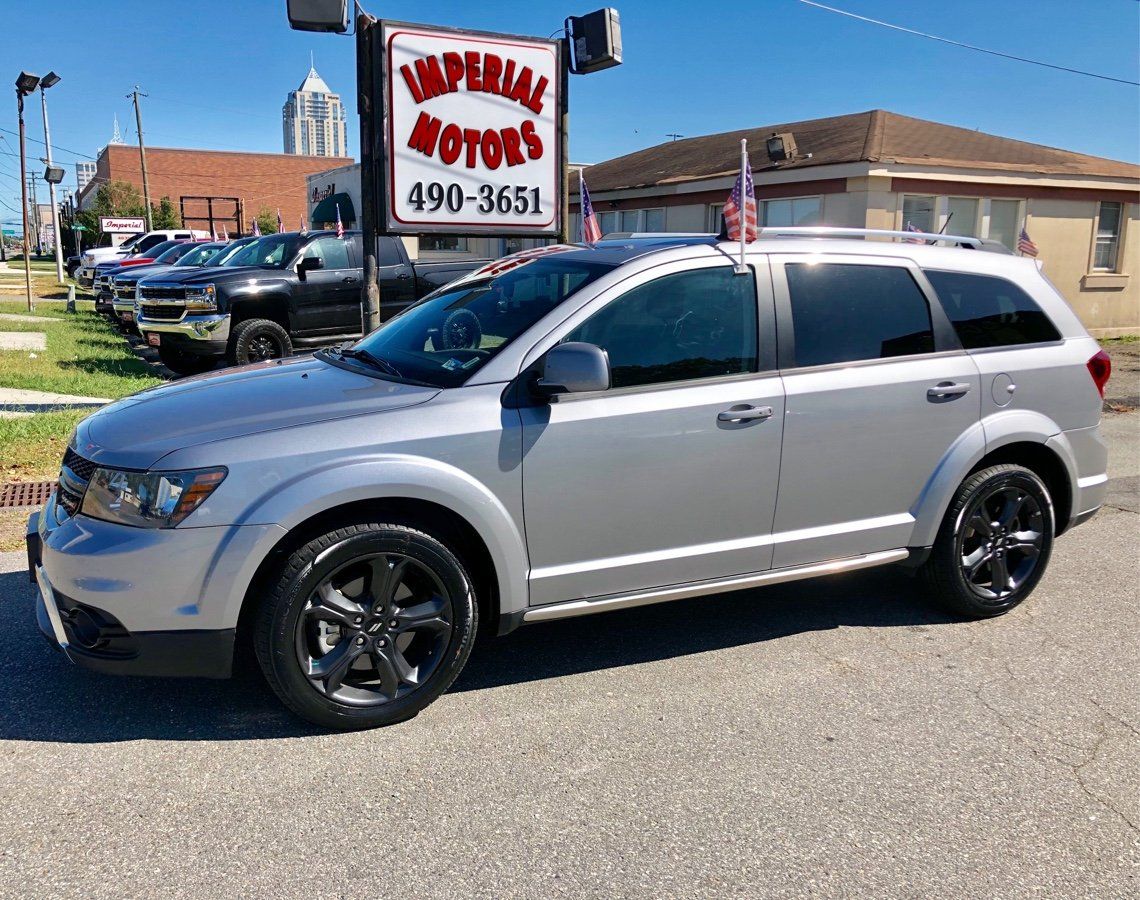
0,412 -> 1136,898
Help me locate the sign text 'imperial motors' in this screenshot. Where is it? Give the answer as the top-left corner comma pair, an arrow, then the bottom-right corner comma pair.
383,22 -> 561,234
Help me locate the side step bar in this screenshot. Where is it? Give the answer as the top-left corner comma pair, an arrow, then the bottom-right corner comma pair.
522,549 -> 909,624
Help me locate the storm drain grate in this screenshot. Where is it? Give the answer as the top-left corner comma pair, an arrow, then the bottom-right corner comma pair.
0,481 -> 56,509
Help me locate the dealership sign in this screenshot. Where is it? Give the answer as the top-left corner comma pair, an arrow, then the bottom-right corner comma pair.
99,216 -> 146,234
382,21 -> 562,235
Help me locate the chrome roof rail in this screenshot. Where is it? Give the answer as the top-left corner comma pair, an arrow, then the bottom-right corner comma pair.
758,226 -> 994,250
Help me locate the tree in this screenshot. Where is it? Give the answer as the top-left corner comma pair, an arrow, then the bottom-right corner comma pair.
73,180 -> 148,249
151,196 -> 180,230
254,206 -> 279,235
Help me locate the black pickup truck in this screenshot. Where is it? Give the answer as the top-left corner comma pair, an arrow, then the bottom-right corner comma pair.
134,230 -> 487,375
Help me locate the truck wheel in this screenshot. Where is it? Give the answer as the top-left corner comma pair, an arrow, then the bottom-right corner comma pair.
157,344 -> 217,377
228,318 -> 292,366
430,308 -> 482,351
254,522 -> 478,730
921,464 -> 1054,618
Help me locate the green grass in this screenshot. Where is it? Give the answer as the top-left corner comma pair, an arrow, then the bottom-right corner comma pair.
0,300 -> 161,398
1100,334 -> 1138,345
0,409 -> 89,481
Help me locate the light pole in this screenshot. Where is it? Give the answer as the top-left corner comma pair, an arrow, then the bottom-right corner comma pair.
15,71 -> 39,312
38,71 -> 65,284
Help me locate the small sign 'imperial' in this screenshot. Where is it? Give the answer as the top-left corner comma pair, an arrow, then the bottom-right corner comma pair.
383,21 -> 561,235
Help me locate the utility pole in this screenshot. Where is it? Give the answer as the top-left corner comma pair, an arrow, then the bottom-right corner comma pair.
26,174 -> 41,255
39,72 -> 65,284
128,85 -> 152,231
15,72 -> 37,311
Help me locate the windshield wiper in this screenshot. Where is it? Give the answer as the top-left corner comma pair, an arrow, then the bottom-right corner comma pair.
336,343 -> 404,378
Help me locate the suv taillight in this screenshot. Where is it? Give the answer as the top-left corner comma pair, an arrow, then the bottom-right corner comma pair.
1087,350 -> 1111,398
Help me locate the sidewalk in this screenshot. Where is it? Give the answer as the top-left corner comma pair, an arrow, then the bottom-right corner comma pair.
0,387 -> 111,419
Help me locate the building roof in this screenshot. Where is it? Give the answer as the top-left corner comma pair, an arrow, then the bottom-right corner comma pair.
296,65 -> 332,95
574,110 -> 1140,192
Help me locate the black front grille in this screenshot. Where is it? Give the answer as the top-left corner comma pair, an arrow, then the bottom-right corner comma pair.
114,284 -> 137,298
62,448 -> 96,481
140,304 -> 184,321
139,285 -> 185,301
57,483 -> 83,517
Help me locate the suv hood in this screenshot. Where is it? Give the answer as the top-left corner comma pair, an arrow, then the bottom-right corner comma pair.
75,355 -> 440,470
111,263 -> 173,283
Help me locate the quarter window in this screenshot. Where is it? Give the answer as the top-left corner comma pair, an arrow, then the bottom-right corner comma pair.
785,263 -> 935,367
925,270 -> 1060,348
1093,201 -> 1123,271
565,267 -> 758,389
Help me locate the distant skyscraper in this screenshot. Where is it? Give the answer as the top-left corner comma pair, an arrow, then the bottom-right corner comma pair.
76,161 -> 96,192
282,56 -> 348,157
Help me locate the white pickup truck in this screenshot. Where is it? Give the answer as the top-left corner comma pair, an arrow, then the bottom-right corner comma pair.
77,229 -> 209,288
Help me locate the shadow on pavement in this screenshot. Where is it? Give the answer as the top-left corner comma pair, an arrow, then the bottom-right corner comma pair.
0,564 -> 958,744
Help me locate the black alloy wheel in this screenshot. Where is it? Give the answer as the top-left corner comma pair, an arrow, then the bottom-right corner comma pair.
247,334 -> 283,362
228,318 -> 293,367
922,464 -> 1054,618
957,483 -> 1045,603
255,522 -> 477,730
296,552 -> 454,705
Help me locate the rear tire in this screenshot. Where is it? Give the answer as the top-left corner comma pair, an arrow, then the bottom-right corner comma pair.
157,344 -> 217,377
921,464 -> 1054,618
228,318 -> 292,367
254,522 -> 478,730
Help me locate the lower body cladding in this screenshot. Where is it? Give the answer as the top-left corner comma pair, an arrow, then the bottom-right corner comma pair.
28,498 -> 285,678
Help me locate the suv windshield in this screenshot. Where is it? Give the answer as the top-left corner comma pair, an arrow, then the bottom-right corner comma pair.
340,255 -> 615,388
210,240 -> 256,266
226,234 -> 304,269
138,240 -> 180,259
172,243 -> 224,267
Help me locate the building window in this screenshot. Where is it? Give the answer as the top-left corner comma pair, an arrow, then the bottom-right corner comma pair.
901,195 -> 936,233
762,196 -> 822,227
987,200 -> 1020,252
420,235 -> 469,252
614,208 -> 666,232
599,210 -> 619,235
1093,201 -> 1123,271
945,197 -> 980,237
708,203 -> 724,232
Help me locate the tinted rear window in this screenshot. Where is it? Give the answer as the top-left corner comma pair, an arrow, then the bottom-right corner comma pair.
925,270 -> 1061,349
785,263 -> 935,367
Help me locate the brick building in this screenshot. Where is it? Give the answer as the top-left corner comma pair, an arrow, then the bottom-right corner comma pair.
77,143 -> 352,235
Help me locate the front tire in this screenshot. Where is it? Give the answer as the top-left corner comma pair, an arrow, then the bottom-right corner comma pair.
228,318 -> 293,366
922,464 -> 1054,617
254,522 -> 478,730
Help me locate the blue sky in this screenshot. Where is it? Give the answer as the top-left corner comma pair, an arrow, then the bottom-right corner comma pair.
1,0 -> 1137,220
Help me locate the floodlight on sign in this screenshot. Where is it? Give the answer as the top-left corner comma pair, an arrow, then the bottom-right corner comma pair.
43,165 -> 65,184
286,0 -> 348,33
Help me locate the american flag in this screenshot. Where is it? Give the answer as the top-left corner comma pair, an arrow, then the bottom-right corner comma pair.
300,216 -> 307,233
904,221 -> 925,244
1017,227 -> 1038,257
251,218 -> 261,237
335,204 -> 344,239
276,208 -> 283,233
221,224 -> 229,241
580,176 -> 602,244
723,152 -> 756,242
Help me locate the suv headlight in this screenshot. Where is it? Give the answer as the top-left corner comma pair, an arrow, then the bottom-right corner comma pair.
185,283 -> 217,312
135,284 -> 143,301
81,467 -> 227,528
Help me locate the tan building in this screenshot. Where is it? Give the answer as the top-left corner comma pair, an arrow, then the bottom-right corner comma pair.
570,110 -> 1139,335
283,63 -> 349,158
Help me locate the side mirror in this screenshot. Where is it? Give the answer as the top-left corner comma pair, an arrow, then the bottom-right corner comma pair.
297,255 -> 324,279
535,342 -> 611,396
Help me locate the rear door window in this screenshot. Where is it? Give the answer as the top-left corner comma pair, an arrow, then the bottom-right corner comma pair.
784,263 -> 935,367
303,237 -> 352,270
925,270 -> 1061,348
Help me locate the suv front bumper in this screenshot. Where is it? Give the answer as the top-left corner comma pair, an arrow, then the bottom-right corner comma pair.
27,496 -> 283,679
137,312 -> 230,356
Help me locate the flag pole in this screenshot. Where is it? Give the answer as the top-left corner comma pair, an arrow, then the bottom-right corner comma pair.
737,138 -> 747,274
578,171 -> 585,244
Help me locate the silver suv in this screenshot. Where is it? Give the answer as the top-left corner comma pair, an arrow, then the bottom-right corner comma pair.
28,230 -> 1111,730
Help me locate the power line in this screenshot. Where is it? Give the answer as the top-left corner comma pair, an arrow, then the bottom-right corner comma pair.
796,0 -> 1140,86
0,126 -> 97,160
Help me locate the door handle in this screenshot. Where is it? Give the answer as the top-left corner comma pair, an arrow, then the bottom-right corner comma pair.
718,405 -> 773,423
396,273 -> 413,281
342,276 -> 359,284
928,381 -> 971,399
